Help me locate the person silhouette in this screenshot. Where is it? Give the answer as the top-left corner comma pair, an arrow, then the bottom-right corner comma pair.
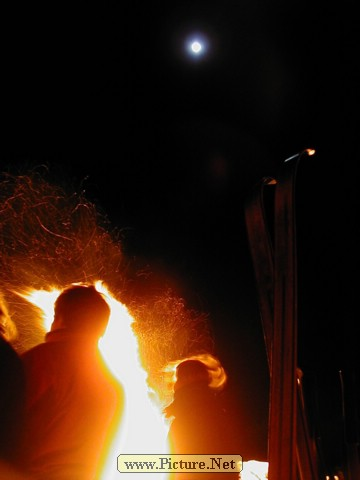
0,298 -> 25,469
15,283 -> 125,480
164,358 -> 241,479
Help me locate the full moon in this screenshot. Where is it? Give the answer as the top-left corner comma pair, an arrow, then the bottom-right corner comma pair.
184,33 -> 209,60
191,41 -> 202,54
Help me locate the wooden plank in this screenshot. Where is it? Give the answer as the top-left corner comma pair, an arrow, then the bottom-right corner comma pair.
244,150 -> 319,480
267,154 -> 299,480
244,176 -> 276,368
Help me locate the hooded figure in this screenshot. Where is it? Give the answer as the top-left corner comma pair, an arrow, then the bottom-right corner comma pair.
164,359 -> 240,479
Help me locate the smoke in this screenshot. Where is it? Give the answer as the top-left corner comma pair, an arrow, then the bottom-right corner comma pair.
0,166 -> 214,401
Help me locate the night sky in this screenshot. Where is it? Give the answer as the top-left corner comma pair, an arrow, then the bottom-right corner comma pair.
2,1 -> 356,474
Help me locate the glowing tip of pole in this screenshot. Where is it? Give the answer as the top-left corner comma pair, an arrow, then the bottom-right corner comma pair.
305,148 -> 316,156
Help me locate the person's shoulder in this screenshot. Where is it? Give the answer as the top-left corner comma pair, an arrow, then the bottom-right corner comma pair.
21,341 -> 45,355
21,341 -> 51,365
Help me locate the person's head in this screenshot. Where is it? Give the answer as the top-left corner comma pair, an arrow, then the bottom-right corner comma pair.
174,359 -> 210,391
52,284 -> 111,338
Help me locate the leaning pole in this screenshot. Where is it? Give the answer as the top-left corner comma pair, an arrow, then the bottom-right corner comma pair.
244,149 -> 318,480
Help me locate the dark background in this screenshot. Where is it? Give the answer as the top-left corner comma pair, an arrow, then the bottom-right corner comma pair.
2,1 -> 356,475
